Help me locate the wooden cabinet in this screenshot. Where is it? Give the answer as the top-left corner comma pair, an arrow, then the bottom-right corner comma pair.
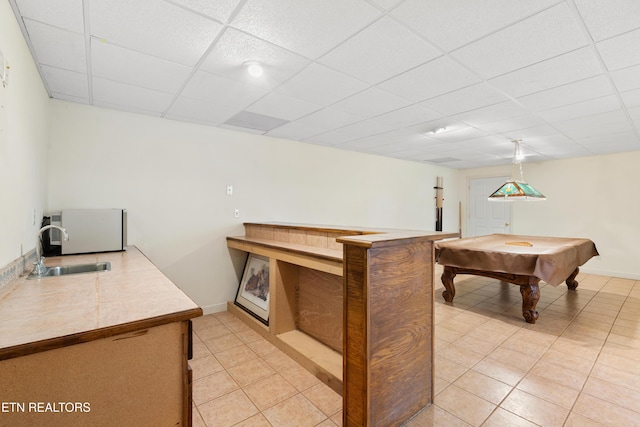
227,223 -> 458,426
0,320 -> 193,426
0,247 -> 201,426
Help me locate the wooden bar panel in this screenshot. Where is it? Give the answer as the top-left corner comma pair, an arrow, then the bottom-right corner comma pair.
342,237 -> 435,427
298,267 -> 343,353
368,239 -> 433,426
271,259 -> 298,335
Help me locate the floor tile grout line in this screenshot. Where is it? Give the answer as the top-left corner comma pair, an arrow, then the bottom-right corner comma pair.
193,323 -> 338,427
435,273 -> 607,427
193,273 -> 640,426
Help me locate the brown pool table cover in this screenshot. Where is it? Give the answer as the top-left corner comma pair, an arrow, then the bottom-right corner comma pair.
435,234 -> 599,286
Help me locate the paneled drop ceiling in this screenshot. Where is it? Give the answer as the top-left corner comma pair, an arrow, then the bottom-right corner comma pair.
9,0 -> 640,168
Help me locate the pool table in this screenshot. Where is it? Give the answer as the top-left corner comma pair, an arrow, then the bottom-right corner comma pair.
435,234 -> 599,323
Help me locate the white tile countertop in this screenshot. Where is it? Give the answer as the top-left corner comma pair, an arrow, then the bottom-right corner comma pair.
0,246 -> 201,360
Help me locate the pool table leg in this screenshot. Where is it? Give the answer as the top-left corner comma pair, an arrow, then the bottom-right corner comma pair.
520,283 -> 540,324
566,267 -> 579,290
441,266 -> 456,302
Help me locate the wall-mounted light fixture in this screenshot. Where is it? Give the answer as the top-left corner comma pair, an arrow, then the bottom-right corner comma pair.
488,140 -> 546,201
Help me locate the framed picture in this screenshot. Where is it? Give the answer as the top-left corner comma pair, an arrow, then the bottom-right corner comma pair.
234,254 -> 270,325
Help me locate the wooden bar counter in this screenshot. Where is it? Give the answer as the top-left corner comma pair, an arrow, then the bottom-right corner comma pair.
227,222 -> 457,427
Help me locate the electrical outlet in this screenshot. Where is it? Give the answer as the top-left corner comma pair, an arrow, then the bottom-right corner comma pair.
226,185 -> 233,196
234,209 -> 240,218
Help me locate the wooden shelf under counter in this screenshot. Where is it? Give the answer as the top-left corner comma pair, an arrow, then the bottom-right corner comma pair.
227,222 -> 458,427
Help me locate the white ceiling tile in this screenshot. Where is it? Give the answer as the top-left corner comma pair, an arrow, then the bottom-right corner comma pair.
180,71 -> 269,110
166,0 -> 242,23
420,83 -> 510,116
91,40 -> 192,93
23,19 -> 86,72
368,0 -> 402,9
577,131 -> 640,153
334,119 -> 398,139
379,56 -> 481,102
488,47 -> 603,97
15,0 -> 84,33
199,28 -> 310,89
40,65 -> 88,99
165,96 -> 237,125
305,129 -> 358,146
453,101 -> 530,126
274,63 -> 367,106
610,64 -> 640,92
629,106 -> 640,127
538,95 -> 621,123
455,136 -> 515,154
92,77 -> 175,114
574,0 -> 640,42
12,0 -> 640,168
339,129 -> 420,150
452,3 -> 588,78
230,0 -> 381,59
516,75 -> 613,111
373,105 -> 442,128
564,118 -> 634,139
520,135 -> 589,155
364,141 -> 423,156
596,29 -> 640,71
90,0 -> 222,66
266,121 -> 327,140
553,110 -> 630,133
330,87 -> 412,117
318,16 -> 440,84
50,92 -> 90,104
391,0 -> 562,51
246,92 -> 322,121
621,89 -> 640,108
500,125 -> 564,140
296,108 -> 362,129
476,115 -> 547,134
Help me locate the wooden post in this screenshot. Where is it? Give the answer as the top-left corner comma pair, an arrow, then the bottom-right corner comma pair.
339,234 -> 435,427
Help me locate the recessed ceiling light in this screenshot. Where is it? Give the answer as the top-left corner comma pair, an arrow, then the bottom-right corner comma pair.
244,61 -> 263,78
427,126 -> 447,134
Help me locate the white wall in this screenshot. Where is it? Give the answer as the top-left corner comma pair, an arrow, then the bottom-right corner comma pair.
0,1 -> 50,268
47,100 -> 461,313
459,151 -> 640,279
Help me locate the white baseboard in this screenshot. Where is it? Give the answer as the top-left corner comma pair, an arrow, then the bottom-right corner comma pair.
580,267 -> 640,281
199,302 -> 229,316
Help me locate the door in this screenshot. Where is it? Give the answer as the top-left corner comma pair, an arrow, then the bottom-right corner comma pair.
468,176 -> 512,237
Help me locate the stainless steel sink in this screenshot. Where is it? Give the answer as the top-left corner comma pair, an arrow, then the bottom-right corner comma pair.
28,262 -> 111,279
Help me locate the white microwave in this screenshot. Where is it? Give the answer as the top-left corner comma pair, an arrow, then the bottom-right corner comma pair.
49,209 -> 127,255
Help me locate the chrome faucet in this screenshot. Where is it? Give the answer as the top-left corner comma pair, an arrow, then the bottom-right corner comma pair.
31,225 -> 69,276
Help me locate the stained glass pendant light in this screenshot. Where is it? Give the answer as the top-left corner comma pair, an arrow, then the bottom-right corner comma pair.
488,140 -> 546,201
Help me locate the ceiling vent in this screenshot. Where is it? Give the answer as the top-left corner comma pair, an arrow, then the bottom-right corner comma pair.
224,111 -> 289,132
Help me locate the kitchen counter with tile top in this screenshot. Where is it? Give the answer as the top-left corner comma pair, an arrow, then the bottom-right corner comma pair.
0,246 -> 201,360
0,246 -> 202,426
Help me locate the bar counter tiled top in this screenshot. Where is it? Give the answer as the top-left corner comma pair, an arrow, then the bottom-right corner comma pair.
0,246 -> 201,360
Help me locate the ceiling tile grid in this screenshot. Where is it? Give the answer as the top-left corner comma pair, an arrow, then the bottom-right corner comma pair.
8,0 -> 640,168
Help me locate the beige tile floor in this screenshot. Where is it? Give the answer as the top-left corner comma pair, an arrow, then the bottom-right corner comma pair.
190,268 -> 640,426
